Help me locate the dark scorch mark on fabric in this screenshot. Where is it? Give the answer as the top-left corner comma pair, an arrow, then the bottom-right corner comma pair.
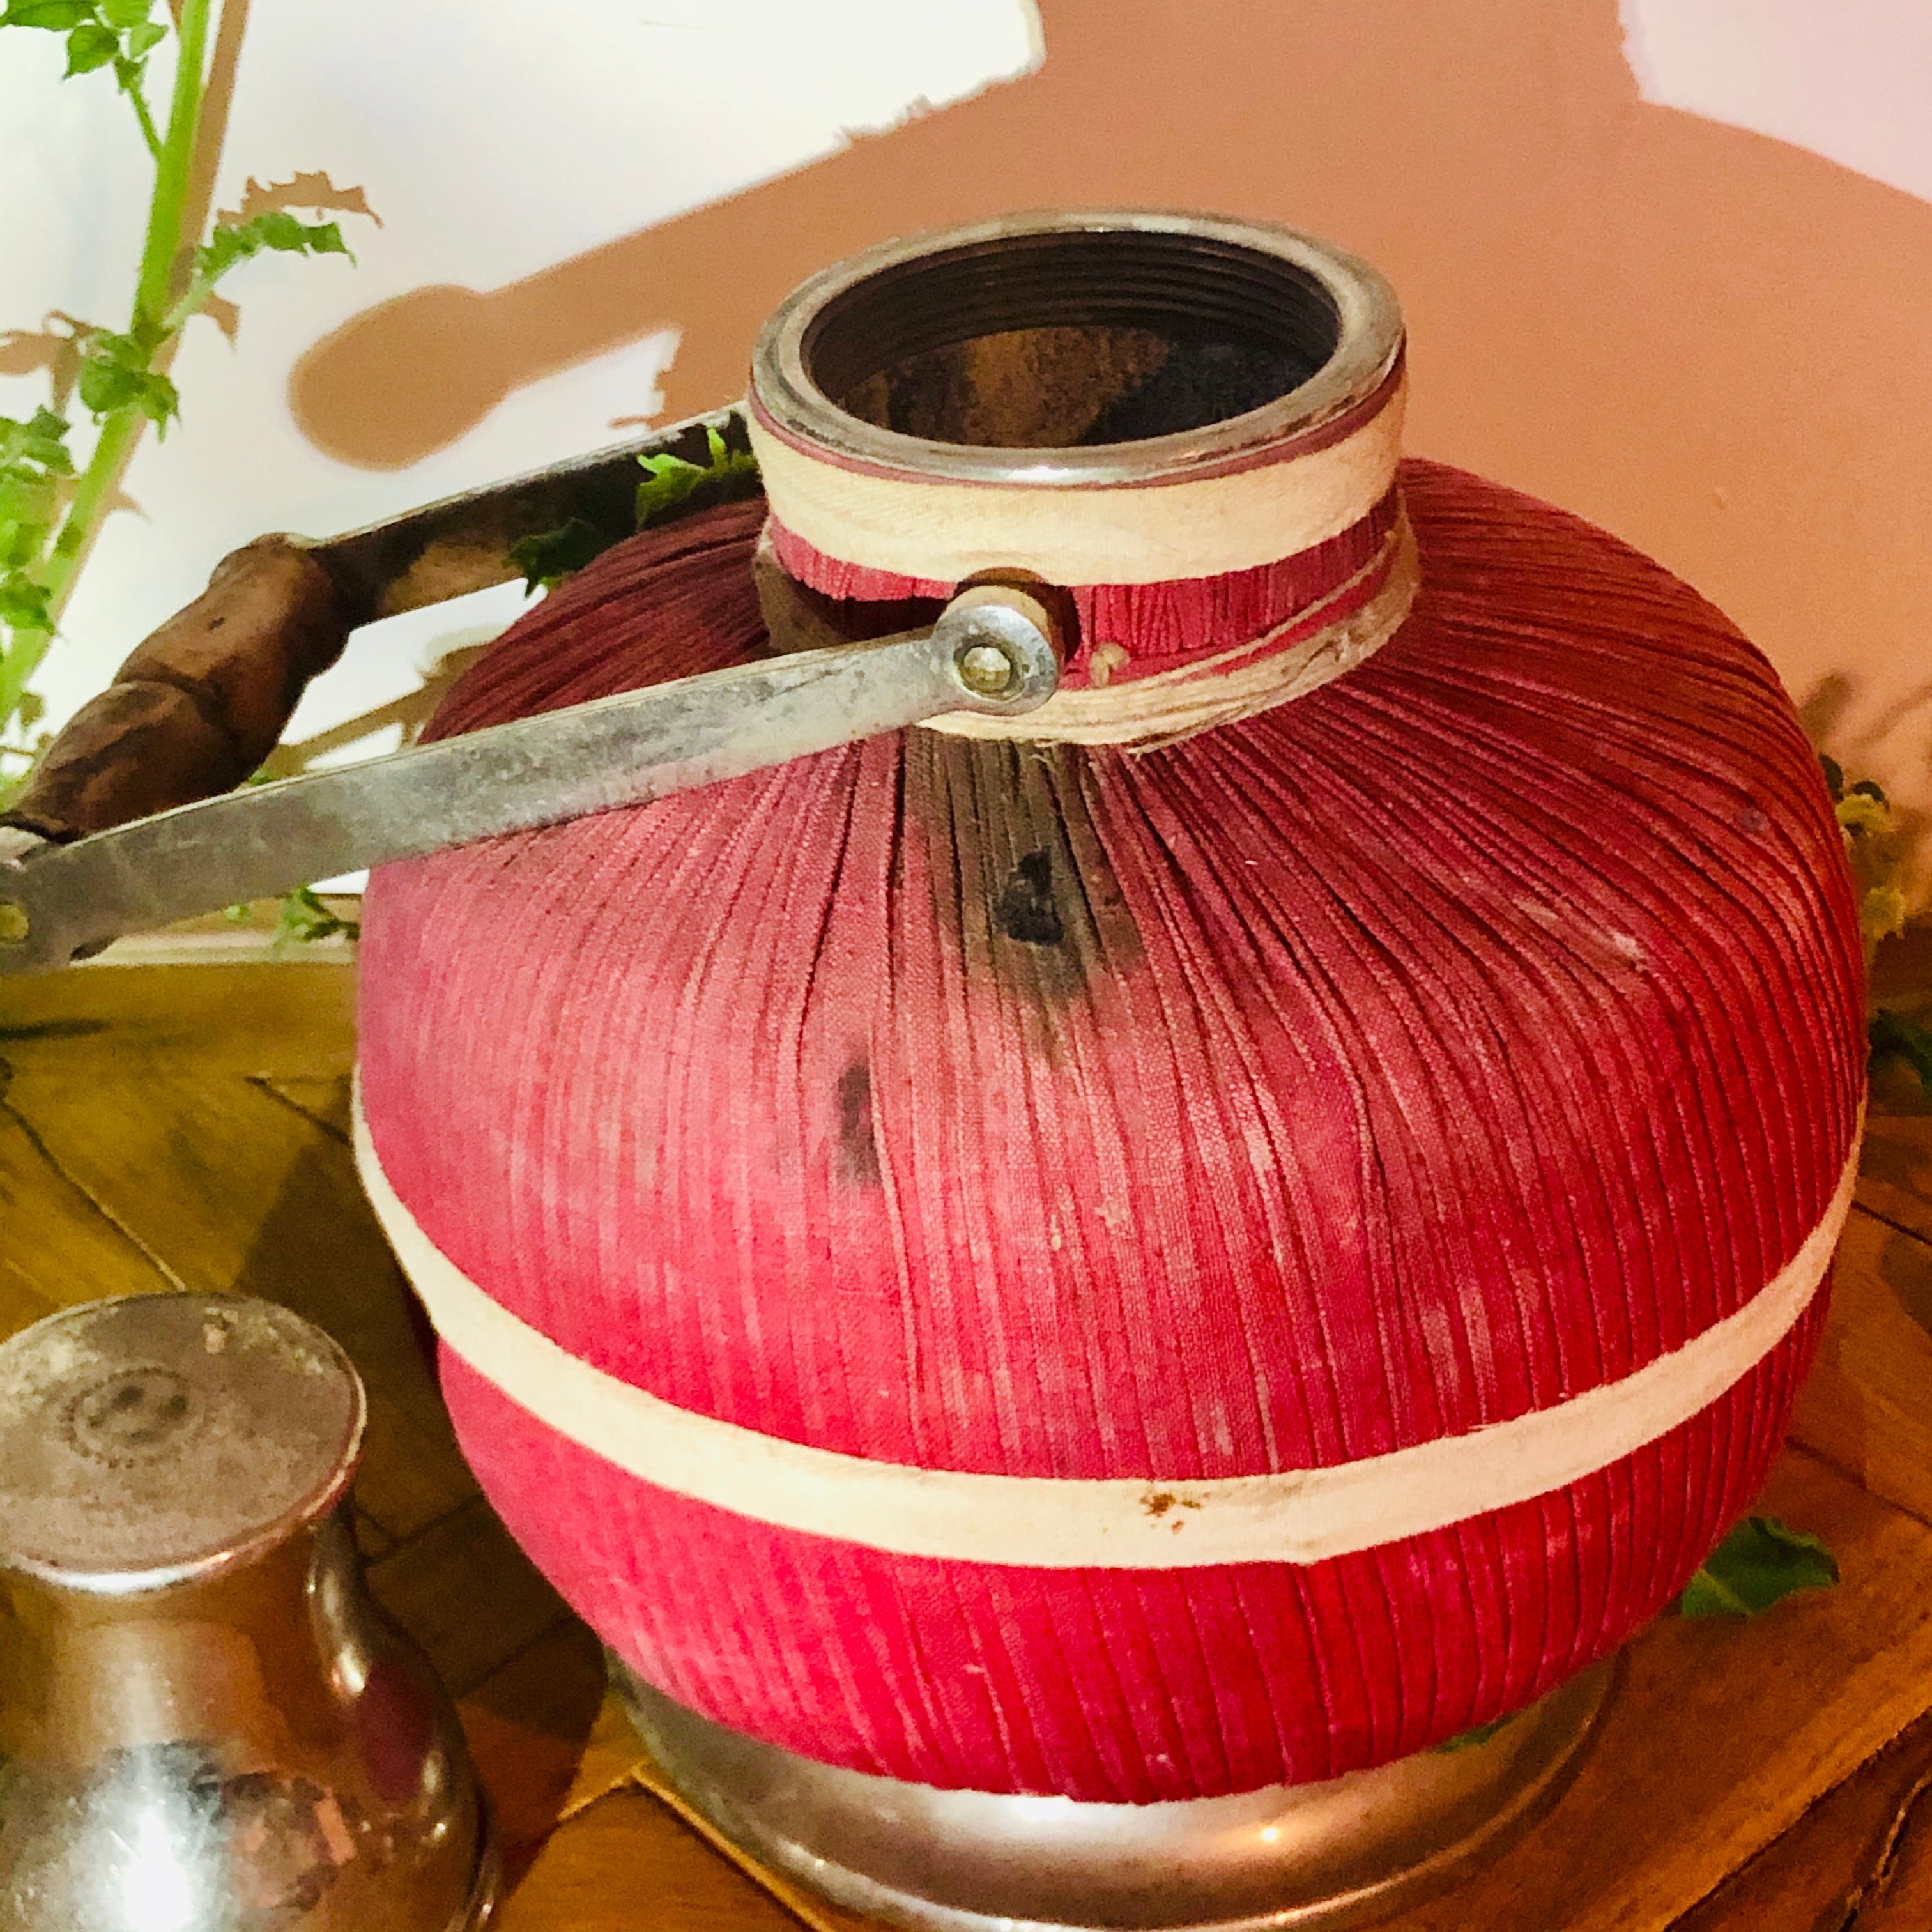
836,1059 -> 882,1186
996,849 -> 1065,946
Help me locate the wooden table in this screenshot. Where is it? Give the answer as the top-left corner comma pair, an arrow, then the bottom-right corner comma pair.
9,929 -> 1932,1930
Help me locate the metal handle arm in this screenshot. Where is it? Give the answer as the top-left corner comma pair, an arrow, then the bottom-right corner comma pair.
0,585 -> 1060,976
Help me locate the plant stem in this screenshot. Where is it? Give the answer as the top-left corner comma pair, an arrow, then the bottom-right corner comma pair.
162,270 -> 222,335
135,0 -> 214,324
0,0 -> 218,732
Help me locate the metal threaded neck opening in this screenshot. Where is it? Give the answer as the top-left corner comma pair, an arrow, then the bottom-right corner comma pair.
752,211 -> 1404,487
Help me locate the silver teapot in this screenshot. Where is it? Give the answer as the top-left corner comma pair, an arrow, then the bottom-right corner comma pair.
0,1293 -> 495,1931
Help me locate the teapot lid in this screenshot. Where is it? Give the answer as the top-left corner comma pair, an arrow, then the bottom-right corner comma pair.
0,1294 -> 364,1593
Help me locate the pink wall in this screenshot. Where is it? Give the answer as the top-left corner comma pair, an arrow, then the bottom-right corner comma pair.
289,0 -> 1932,891
9,1 -> 1926,900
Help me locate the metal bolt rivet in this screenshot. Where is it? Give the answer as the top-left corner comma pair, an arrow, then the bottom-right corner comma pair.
958,643 -> 1016,696
0,900 -> 27,945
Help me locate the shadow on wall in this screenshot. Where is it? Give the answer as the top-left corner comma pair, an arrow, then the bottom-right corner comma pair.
289,0 -> 1932,894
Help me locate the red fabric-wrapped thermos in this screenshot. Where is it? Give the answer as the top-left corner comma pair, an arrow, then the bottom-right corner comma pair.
354,214 -> 1865,1803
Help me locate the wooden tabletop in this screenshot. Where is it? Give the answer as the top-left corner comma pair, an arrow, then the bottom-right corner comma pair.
8,928 -> 1932,1931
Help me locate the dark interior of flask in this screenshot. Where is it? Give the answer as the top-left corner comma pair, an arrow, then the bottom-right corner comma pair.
800,229 -> 1345,449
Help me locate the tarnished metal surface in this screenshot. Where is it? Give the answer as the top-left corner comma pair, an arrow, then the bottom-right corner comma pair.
0,1295 -> 362,1595
0,589 -> 1059,976
0,1294 -> 494,1930
615,1658 -> 1614,1932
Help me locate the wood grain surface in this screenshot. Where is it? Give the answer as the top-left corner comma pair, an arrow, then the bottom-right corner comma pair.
7,945 -> 1932,1929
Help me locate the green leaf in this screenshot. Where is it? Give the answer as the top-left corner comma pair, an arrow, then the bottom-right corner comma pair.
273,885 -> 360,949
0,536 -> 50,579
77,351 -> 177,429
1680,1516 -> 1839,1618
0,575 -> 54,632
0,408 -> 74,475
89,315 -> 164,360
0,468 -> 59,532
510,429 -> 758,591
0,457 -> 60,510
634,427 -> 758,527
1838,791 -> 1892,838
96,0 -> 148,24
1872,1008 -> 1932,1094
112,52 -> 155,125
63,19 -> 114,69
1864,886 -> 1908,949
77,324 -> 177,430
121,16 -> 160,54
192,211 -> 353,290
0,488 -> 58,565
634,452 -> 703,521
0,460 -> 52,502
2,0 -> 98,27
507,516 -> 624,594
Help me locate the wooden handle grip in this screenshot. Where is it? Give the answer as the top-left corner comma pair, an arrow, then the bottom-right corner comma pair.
0,537 -> 358,845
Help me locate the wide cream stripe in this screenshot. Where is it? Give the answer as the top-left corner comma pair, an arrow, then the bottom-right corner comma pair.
747,380 -> 1406,587
355,1094 -> 1855,1572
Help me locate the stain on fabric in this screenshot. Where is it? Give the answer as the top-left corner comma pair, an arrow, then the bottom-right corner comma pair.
997,849 -> 1065,946
836,1059 -> 882,1186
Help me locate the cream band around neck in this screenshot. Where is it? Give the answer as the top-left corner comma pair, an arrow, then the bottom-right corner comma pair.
747,376 -> 1406,590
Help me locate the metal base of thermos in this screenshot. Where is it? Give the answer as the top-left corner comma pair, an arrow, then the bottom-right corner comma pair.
610,1655 -> 1614,1932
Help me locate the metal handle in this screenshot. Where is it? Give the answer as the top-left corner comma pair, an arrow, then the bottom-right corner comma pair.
0,537 -> 361,849
0,585 -> 1062,976
0,404 -> 760,855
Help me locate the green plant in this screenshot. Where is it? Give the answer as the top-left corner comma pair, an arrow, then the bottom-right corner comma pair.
1820,754 -> 1908,954
271,884 -> 360,949
1677,1514 -> 1840,1618
0,0 -> 371,809
508,425 -> 762,593
1818,756 -> 1932,1096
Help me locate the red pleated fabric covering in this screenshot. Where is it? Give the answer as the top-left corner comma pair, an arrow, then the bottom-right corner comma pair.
764,486 -> 1402,675
356,459 -> 1864,1800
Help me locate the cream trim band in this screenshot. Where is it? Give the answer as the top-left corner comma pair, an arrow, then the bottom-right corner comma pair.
920,514 -> 1420,747
746,378 -> 1406,587
354,1094 -> 1855,1572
